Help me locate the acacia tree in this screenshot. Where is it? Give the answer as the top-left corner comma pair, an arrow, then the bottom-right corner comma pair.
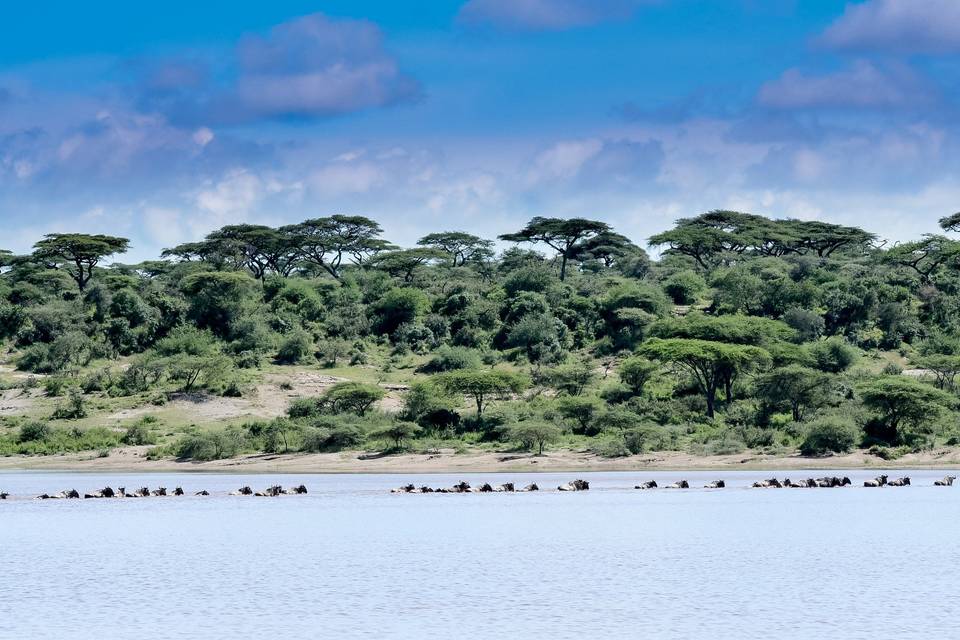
435,369 -> 528,422
915,354 -> 960,390
201,224 -> 302,280
368,248 -> 446,282
499,217 -> 610,281
638,338 -> 769,417
509,421 -> 561,455
884,235 -> 960,283
754,365 -> 833,422
417,231 -> 494,267
570,231 -> 637,268
939,212 -> 960,233
292,215 -> 392,279
858,376 -> 955,445
32,233 -> 130,291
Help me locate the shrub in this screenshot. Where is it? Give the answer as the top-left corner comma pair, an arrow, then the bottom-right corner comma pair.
590,436 -> 630,458
123,422 -> 158,446
623,424 -> 677,454
51,388 -> 87,420
301,423 -> 365,452
175,429 -> 243,461
276,330 -> 314,364
662,270 -> 706,304
18,421 -> 52,443
800,418 -> 858,456
416,346 -> 482,373
809,337 -> 857,373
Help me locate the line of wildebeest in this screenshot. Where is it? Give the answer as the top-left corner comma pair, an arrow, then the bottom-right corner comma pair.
391,474 -> 958,493
1,475 -> 956,500
0,484 -> 309,500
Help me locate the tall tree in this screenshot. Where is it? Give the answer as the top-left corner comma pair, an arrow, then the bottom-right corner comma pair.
754,365 -> 833,422
435,369 -> 528,421
499,217 -> 610,281
291,215 -> 392,279
417,231 -> 494,267
884,235 -> 960,283
638,338 -> 769,417
32,233 -> 130,291
858,376 -> 955,445
368,248 -> 446,282
202,224 -> 302,280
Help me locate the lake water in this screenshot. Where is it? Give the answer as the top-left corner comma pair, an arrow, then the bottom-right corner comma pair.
0,469 -> 957,640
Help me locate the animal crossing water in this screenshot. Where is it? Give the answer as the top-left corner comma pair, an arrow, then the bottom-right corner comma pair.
0,470 -> 956,640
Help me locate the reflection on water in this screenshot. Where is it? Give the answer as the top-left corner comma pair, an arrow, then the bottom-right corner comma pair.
0,470 -> 956,640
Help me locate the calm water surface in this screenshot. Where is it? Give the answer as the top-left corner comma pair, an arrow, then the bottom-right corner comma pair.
0,470 -> 957,640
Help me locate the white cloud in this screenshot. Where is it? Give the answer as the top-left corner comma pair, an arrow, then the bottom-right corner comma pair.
758,61 -> 934,110
458,0 -> 653,31
819,0 -> 960,53
308,162 -> 384,196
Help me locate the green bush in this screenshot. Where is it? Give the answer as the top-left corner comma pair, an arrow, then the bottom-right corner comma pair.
800,418 -> 858,456
18,421 -> 52,443
416,346 -> 481,373
276,330 -> 314,364
123,422 -> 158,446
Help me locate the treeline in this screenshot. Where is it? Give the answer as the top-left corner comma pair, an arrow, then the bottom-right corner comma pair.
4,210 -> 960,460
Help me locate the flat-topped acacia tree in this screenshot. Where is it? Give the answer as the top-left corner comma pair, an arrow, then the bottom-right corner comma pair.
417,231 -> 494,267
638,338 -> 769,418
32,233 -> 129,291
499,217 -> 610,281
435,369 -> 528,422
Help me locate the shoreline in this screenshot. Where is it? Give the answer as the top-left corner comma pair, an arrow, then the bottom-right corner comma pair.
2,447 -> 960,474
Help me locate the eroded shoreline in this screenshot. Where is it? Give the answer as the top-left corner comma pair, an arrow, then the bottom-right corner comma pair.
2,446 -> 960,474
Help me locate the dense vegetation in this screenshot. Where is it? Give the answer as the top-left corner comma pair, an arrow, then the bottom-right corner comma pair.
4,210 -> 960,461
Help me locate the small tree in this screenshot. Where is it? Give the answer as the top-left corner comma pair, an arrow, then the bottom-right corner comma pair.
434,370 -> 528,421
509,421 -> 561,455
321,382 -> 385,416
618,357 -> 658,396
557,396 -> 604,435
754,365 -> 833,422
858,376 -> 955,445
542,362 -> 595,396
371,421 -> 422,449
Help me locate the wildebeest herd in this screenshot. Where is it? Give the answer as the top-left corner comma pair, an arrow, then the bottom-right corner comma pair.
0,484 -> 309,500
390,475 -> 959,493
1,476 -> 956,500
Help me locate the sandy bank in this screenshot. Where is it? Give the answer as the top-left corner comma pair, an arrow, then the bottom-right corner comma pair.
2,446 -> 960,474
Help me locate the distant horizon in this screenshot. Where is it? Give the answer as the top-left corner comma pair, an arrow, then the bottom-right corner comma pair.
2,0 -> 960,261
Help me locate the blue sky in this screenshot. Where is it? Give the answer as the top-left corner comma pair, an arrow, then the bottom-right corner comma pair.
2,0 -> 960,260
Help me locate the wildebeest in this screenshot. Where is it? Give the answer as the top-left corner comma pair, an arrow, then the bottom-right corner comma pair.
255,485 -> 283,497
230,486 -> 253,496
887,477 -> 910,487
864,475 -> 888,487
934,476 -> 956,486
84,487 -> 115,499
752,478 -> 783,488
704,480 -> 725,489
635,481 -> 658,490
665,480 -> 689,489
558,479 -> 590,491
518,483 -> 539,492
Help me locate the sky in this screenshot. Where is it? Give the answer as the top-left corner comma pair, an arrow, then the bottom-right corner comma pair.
2,0 -> 960,260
